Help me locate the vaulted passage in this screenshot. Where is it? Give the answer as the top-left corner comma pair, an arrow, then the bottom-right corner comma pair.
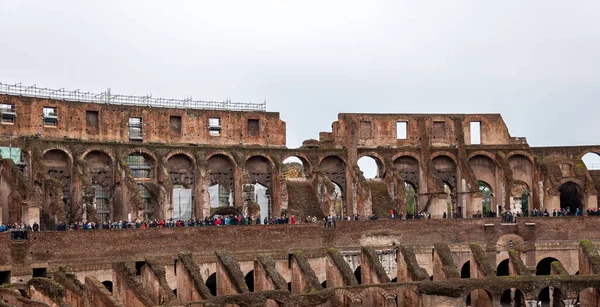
168,154 -> 195,220
559,182 -> 583,213
207,154 -> 235,210
85,151 -> 113,223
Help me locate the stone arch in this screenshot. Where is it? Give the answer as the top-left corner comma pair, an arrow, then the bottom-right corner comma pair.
391,152 -> 421,164
245,155 -> 273,188
206,151 -> 239,169
168,154 -> 196,220
207,154 -> 235,209
577,148 -> 600,160
122,147 -> 158,163
509,154 -> 533,187
84,150 -> 114,223
125,152 -> 156,180
244,270 -> 254,292
319,155 -> 347,192
432,154 -> 457,189
558,181 -> 583,213
466,288 -> 492,307
81,147 -> 115,164
500,288 -> 525,307
167,154 -> 195,188
357,152 -> 386,178
497,259 -> 510,276
393,156 -> 420,188
42,149 -> 73,227
282,154 -> 311,178
507,151 -> 535,164
245,155 -> 273,220
536,257 -> 560,276
538,286 -> 565,307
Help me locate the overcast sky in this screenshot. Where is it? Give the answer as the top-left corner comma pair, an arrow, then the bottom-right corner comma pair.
1,1 -> 599,160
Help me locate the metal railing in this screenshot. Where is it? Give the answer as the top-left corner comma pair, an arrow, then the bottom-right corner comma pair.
0,82 -> 266,112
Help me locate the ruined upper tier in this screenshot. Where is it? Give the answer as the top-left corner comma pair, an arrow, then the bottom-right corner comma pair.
0,94 -> 286,147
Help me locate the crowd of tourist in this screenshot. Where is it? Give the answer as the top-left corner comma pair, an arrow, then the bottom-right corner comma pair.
2,206 -> 600,233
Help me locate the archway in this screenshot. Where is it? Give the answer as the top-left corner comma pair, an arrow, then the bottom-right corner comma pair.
168,154 -> 195,220
478,181 -> 493,217
497,259 -> 509,276
246,156 -> 273,218
433,155 -> 457,192
500,288 -> 525,307
245,270 -> 254,292
536,257 -> 560,276
358,156 -> 382,179
538,286 -> 564,307
207,154 -> 235,210
582,153 -> 600,170
466,289 -> 492,307
461,261 -> 470,279
101,280 -> 113,293
559,182 -> 583,214
85,151 -> 113,223
206,273 -> 217,296
320,156 -> 347,191
283,156 -> 309,179
42,149 -> 72,229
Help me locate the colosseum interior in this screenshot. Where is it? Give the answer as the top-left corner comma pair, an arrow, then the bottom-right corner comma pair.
1,85 -> 600,306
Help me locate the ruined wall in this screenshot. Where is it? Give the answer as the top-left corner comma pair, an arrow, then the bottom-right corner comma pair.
0,94 -> 286,147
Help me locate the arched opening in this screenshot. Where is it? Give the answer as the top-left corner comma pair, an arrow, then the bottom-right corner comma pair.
583,152 -> 600,212
205,273 -> 217,296
478,181 -> 493,217
536,257 -> 559,276
321,280 -> 326,289
497,259 -> 509,276
405,182 -> 418,218
466,289 -> 492,307
500,288 -> 525,307
244,270 -> 254,292
126,153 -> 155,220
433,156 -> 458,217
283,156 -> 309,179
582,153 -> 600,170
559,182 -> 583,214
354,266 -> 361,285
102,280 -> 113,293
246,156 -> 273,219
461,261 -> 470,278
538,286 -> 564,307
42,149 -> 72,230
320,156 -> 346,218
168,154 -> 195,220
207,155 -> 235,212
357,156 -> 382,179
85,151 -> 113,223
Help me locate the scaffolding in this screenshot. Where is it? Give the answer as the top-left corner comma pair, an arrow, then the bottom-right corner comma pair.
0,82 -> 266,112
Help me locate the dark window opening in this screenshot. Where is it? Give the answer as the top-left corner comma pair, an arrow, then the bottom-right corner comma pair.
43,107 -> 58,127
86,111 -> 99,132
32,268 -> 47,278
0,104 -> 16,124
135,261 -> 146,276
170,116 -> 182,135
461,261 -> 470,278
102,281 -> 113,293
206,273 -> 217,296
0,271 -> 10,284
248,119 -> 259,137
354,266 -> 362,284
245,270 -> 254,292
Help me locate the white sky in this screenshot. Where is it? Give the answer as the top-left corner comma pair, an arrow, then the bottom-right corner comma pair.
2,1 -> 600,177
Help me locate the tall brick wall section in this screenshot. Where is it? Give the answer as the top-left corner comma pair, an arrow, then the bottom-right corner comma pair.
0,94 -> 286,147
0,217 -> 599,273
